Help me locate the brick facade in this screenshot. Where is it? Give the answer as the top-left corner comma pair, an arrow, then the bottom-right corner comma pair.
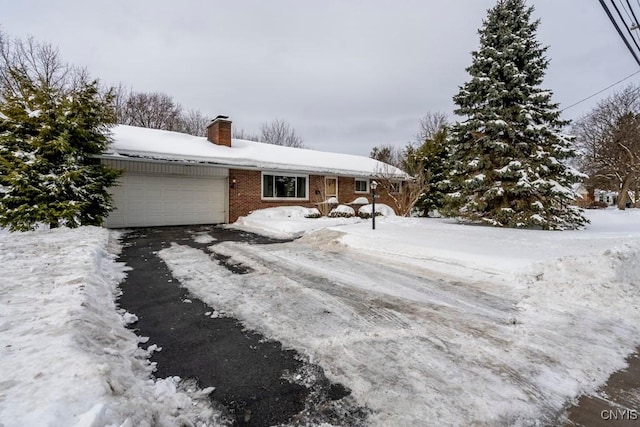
228,169 -> 398,222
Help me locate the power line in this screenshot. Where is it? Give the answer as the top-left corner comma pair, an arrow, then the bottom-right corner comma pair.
599,0 -> 640,66
610,0 -> 640,55
622,0 -> 640,45
561,69 -> 640,112
563,2 -> 640,113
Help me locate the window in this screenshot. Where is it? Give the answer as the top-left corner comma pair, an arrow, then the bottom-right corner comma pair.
262,173 -> 307,199
354,179 -> 369,193
389,181 -> 401,194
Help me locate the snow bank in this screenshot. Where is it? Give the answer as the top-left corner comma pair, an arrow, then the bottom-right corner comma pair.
229,206 -> 363,238
0,227 -> 223,426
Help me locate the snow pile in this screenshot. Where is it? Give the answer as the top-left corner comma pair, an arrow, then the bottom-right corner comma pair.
0,227 -> 223,427
358,203 -> 396,217
229,206 -> 362,238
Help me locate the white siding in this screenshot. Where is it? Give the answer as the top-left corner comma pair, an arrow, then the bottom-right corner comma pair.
101,158 -> 228,177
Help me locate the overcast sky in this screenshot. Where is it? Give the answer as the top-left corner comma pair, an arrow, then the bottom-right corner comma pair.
1,1 -> 637,155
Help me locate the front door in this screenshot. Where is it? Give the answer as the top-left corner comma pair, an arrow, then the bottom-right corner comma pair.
325,177 -> 338,199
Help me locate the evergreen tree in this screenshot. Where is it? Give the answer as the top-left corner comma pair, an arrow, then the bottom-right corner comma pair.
0,59 -> 120,231
444,0 -> 587,230
411,128 -> 452,216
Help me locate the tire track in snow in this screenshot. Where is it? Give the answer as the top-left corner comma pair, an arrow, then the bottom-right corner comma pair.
158,238 -> 608,426
209,240 -> 520,331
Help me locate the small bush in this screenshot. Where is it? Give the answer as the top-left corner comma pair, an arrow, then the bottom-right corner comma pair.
304,212 -> 322,219
328,204 -> 355,218
358,211 -> 383,219
328,211 -> 355,218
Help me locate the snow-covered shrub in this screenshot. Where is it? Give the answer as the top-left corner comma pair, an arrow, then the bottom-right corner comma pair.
324,197 -> 339,204
358,203 -> 396,218
304,211 -> 322,219
349,196 -> 369,205
358,211 -> 382,219
328,205 -> 355,218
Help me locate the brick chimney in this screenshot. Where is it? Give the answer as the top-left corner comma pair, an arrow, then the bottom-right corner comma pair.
206,115 -> 232,147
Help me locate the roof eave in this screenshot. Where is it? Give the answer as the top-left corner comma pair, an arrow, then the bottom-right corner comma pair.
99,152 -> 408,179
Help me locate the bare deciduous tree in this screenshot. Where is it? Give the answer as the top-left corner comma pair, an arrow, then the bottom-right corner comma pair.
179,109 -> 209,137
374,165 -> 425,217
415,111 -> 449,143
573,85 -> 640,209
369,144 -> 405,169
112,87 -> 212,137
0,33 -> 69,97
232,128 -> 260,141
260,119 -> 304,147
119,91 -> 183,131
111,83 -> 131,125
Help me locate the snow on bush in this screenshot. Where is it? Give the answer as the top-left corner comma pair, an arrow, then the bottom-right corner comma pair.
359,203 -> 396,218
317,196 -> 338,205
349,196 -> 369,204
0,227 -> 224,426
328,205 -> 355,218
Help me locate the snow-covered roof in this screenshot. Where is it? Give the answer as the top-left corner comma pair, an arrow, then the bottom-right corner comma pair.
104,125 -> 408,178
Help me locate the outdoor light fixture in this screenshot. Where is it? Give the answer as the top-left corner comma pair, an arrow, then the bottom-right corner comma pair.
230,178 -> 236,188
370,180 -> 378,230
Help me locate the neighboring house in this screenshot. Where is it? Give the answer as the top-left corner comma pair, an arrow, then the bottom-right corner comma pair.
573,183 -> 621,208
594,189 -> 617,206
100,116 -> 407,228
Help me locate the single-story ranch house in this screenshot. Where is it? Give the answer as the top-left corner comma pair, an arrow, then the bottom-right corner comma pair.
100,116 -> 408,228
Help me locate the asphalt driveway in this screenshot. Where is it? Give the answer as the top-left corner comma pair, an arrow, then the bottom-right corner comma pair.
116,225 -> 367,427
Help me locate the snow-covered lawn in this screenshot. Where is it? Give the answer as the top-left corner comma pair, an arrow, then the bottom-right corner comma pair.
191,207 -> 639,425
0,227 -> 222,427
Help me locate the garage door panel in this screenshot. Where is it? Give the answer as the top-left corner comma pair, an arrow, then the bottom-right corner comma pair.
105,173 -> 226,228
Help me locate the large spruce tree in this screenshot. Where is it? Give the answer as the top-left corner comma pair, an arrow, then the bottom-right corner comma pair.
0,36 -> 120,231
445,0 -> 587,230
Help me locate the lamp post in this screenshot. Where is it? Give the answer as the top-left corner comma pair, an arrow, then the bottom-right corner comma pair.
370,180 -> 378,230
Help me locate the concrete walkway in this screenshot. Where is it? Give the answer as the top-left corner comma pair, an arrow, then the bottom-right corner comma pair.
562,348 -> 640,426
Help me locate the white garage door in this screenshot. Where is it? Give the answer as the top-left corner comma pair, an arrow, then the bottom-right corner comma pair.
104,173 -> 227,228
